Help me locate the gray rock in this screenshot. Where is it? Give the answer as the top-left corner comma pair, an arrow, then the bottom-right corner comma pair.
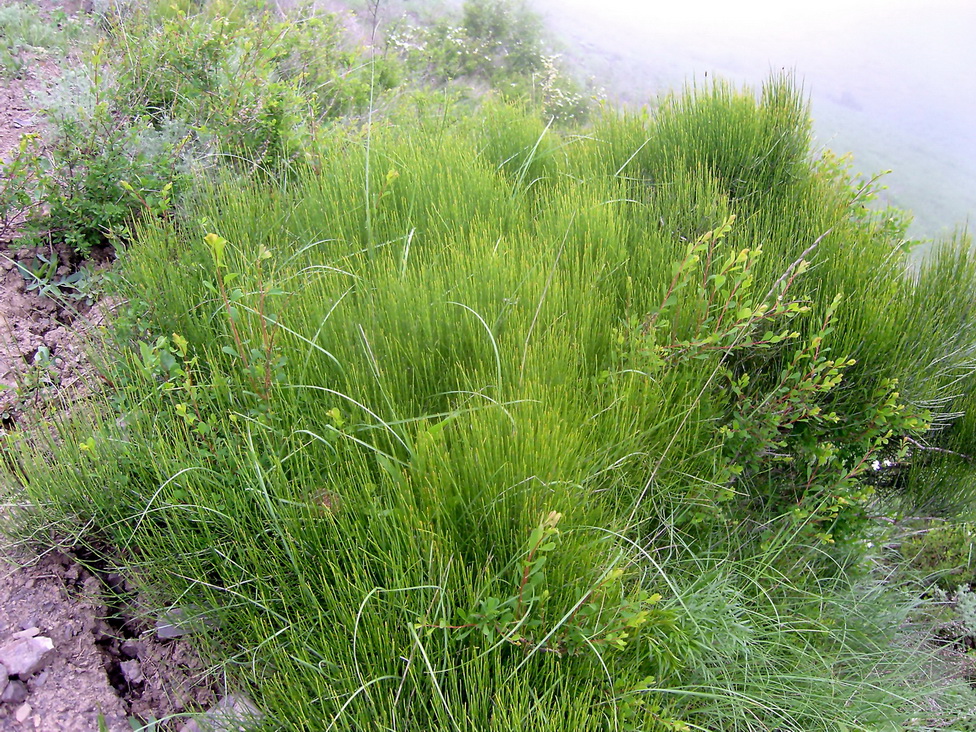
178,694 -> 264,732
120,639 -> 143,659
0,679 -> 28,704
155,608 -> 190,640
14,702 -> 31,723
119,659 -> 144,686
0,635 -> 55,678
0,663 -> 7,697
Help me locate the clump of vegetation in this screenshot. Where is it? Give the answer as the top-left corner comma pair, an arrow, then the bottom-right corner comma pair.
8,67 -> 976,728
2,0 -> 585,259
27,47 -> 188,256
0,2 -> 83,79
2,0 -> 378,255
4,0 -> 976,729
108,0 -> 386,165
903,521 -> 976,591
388,0 -> 588,122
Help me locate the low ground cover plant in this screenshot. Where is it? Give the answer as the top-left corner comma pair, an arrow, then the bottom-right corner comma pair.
903,521 -> 976,591
0,1 -> 83,78
6,65 -> 976,729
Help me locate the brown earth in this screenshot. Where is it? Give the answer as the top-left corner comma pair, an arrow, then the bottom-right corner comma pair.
0,548 -> 217,731
0,2 -> 218,729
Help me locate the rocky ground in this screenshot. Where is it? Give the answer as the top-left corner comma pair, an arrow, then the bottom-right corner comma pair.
0,549 -> 221,731
0,2 -> 242,729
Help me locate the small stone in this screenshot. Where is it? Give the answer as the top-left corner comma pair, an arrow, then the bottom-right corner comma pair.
119,659 -> 144,686
92,620 -> 114,642
120,640 -> 143,659
179,694 -> 264,732
0,680 -> 28,704
156,608 -> 190,640
11,628 -> 39,640
0,636 -> 55,678
32,670 -> 48,688
155,622 -> 187,640
0,663 -> 7,696
14,702 -> 31,723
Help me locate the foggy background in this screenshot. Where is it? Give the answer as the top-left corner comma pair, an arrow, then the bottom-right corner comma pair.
528,0 -> 976,242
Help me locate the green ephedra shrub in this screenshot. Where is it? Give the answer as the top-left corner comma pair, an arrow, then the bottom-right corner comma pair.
12,76 -> 976,731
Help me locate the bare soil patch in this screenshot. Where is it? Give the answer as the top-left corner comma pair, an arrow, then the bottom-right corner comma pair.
0,548 -> 217,731
0,3 -> 219,729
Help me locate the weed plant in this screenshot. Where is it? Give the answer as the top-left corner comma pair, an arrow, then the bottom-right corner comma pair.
8,58 -> 976,732
0,2 -> 84,79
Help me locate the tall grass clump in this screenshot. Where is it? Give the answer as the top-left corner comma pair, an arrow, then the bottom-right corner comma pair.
8,76 -> 976,729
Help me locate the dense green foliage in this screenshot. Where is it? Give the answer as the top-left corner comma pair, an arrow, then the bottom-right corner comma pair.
7,71 -> 976,728
388,0 -> 587,122
4,1 -> 976,730
903,521 -> 976,591
0,0 -> 588,257
1,0 -> 390,255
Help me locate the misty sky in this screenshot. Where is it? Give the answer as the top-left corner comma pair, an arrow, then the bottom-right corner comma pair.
528,0 -> 976,238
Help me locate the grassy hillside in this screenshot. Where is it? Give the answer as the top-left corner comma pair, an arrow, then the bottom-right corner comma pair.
5,1 -> 976,730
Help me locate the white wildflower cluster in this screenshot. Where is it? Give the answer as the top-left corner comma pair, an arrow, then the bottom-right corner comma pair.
538,54 -> 585,123
389,23 -> 488,81
387,25 -> 427,55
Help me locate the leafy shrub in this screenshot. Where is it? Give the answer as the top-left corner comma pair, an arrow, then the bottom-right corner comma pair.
14,0 -> 388,257
390,0 -> 541,82
27,55 -> 189,256
0,133 -> 46,242
388,0 -> 588,122
109,0 -> 383,167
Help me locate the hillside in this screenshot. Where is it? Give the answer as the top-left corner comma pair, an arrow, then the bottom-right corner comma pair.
2,1 -> 976,730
